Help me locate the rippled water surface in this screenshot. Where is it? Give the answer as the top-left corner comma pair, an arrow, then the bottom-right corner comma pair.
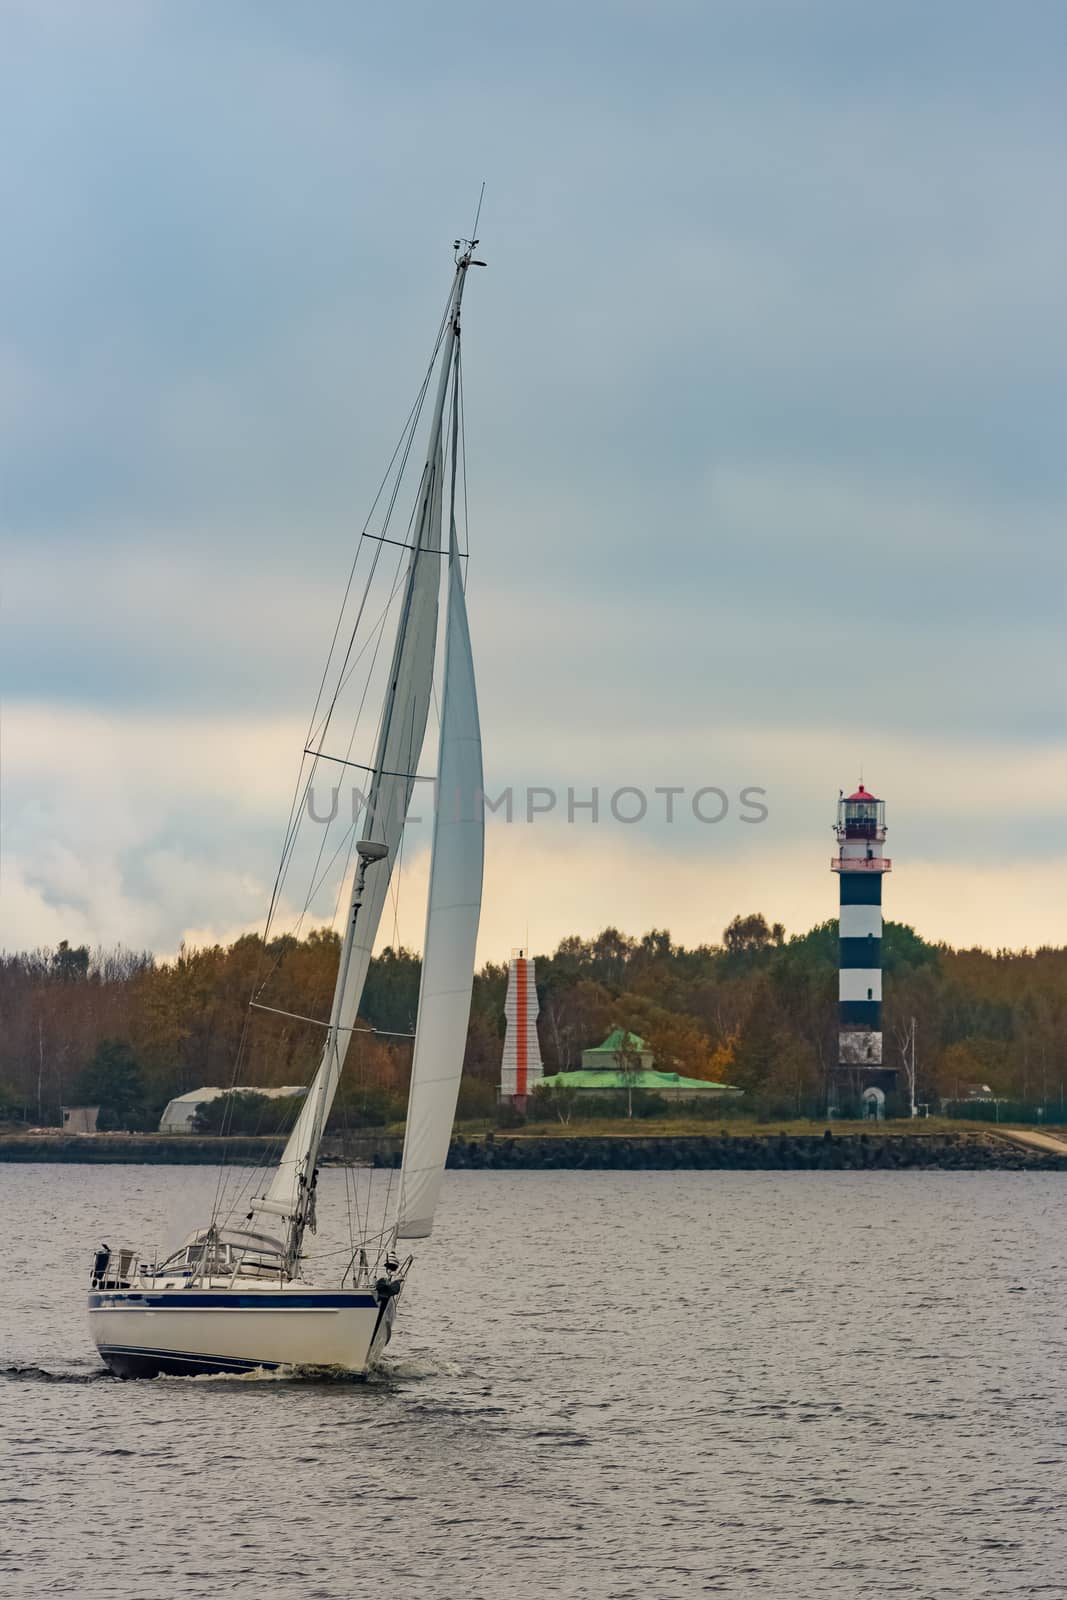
2,1163 -> 1065,1598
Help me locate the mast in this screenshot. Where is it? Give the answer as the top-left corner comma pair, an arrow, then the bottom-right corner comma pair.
250,243 -> 483,1269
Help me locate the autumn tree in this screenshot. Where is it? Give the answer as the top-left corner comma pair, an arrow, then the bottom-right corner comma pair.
77,1039 -> 148,1131
722,913 -> 785,965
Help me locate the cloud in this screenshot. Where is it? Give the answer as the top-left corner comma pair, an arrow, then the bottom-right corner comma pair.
0,1 -> 1063,957
377,823 -> 1067,961
3,703 -> 1064,957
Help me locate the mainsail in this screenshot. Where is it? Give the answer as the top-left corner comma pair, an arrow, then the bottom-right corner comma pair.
396,530 -> 484,1239
251,254 -> 474,1256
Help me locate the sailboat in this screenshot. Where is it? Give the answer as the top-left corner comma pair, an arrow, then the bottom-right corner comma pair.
87,239 -> 486,1378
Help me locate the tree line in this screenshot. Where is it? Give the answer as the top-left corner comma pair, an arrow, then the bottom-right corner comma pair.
0,916 -> 1064,1129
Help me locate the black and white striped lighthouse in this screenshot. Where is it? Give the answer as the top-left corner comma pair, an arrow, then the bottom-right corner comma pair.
831,784 -> 897,1115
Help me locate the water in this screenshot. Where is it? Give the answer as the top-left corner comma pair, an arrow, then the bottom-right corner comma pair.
2,1164 -> 1065,1599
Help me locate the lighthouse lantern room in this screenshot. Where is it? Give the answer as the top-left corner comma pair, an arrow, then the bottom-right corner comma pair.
831,784 -> 897,1114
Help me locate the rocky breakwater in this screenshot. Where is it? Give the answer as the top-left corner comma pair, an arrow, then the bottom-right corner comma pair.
444,1129 -> 1067,1172
0,1133 -> 277,1164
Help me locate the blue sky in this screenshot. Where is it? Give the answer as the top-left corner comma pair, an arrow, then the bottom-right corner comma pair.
2,0 -> 1064,957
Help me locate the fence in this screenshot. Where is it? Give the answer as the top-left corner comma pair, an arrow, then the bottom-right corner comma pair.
942,1099 -> 1067,1127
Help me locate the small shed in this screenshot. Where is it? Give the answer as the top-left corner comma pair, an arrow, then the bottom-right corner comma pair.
61,1106 -> 100,1134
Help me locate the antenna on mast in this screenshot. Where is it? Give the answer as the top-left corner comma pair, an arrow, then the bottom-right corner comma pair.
454,183 -> 488,265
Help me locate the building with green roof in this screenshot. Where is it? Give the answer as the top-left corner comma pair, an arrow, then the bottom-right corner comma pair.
541,1029 -> 742,1101
540,1067 -> 740,1099
580,1029 -> 654,1072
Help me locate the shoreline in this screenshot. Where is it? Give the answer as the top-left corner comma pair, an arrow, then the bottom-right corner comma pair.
0,1128 -> 1064,1170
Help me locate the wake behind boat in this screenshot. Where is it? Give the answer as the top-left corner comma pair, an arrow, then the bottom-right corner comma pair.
88,236 -> 487,1378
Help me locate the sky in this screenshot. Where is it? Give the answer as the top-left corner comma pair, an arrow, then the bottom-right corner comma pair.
1,0 -> 1065,962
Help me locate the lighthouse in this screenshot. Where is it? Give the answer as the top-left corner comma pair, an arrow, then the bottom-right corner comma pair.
831,784 -> 897,1116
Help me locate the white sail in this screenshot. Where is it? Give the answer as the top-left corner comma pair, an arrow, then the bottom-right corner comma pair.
396,546 -> 484,1239
254,269 -> 470,1238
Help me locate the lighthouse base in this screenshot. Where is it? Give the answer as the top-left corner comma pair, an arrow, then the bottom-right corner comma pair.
830,1066 -> 899,1118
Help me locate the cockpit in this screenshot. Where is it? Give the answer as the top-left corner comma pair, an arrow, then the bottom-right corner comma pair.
155,1227 -> 287,1280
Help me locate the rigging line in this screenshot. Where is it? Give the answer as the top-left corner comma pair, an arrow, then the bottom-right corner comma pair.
448,326 -> 462,562
208,982 -> 271,1222
216,1090 -> 297,1227
325,811 -> 359,936
295,509 -> 429,994
470,180 -> 486,245
301,1241 -> 367,1262
258,314 -> 447,959
458,346 -> 472,574
387,766 -> 407,953
353,465 -> 438,779
270,541 -> 410,950
256,536 -> 410,986
342,1153 -> 357,1278
304,750 -> 433,781
213,1011 -> 312,1220
251,811 -> 359,1019
304,819 -> 360,935
306,304 -> 450,764
363,531 -> 468,557
301,284 -> 452,749
350,1035 -> 374,1254
261,539 -> 393,959
249,1000 -> 415,1038
273,539 -> 400,919
303,531 -> 409,759
333,1047 -> 361,1268
305,385 -> 434,780
370,1163 -> 397,1262
310,540 -> 409,801
370,1167 -> 400,1263
302,466 -> 417,755
305,446 -> 427,754
303,537 -> 412,851
279,282 -> 453,919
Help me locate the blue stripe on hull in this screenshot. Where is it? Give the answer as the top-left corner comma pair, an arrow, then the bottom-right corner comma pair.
89,1292 -> 377,1311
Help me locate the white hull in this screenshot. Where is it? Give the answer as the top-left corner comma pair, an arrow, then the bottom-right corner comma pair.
89,1283 -> 397,1378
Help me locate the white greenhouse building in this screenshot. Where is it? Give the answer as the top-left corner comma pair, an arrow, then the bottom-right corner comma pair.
159,1085 -> 306,1134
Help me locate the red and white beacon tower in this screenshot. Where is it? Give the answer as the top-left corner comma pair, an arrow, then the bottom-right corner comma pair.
499,949 -> 543,1111
831,784 -> 897,1113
